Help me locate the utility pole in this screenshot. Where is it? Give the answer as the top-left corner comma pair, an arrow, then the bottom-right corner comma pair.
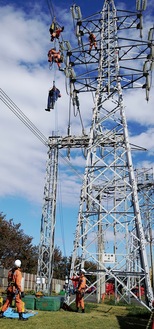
37,0 -> 154,310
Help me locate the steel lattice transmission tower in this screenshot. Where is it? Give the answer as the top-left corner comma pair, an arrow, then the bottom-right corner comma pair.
37,0 -> 154,309
136,168 -> 154,289
68,0 -> 154,309
37,141 -> 59,295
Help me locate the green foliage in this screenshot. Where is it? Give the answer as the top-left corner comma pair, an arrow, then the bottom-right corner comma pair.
0,212 -> 38,273
53,249 -> 71,280
0,213 -> 73,278
24,290 -> 36,295
0,213 -> 74,279
52,253 -> 98,280
126,305 -> 150,317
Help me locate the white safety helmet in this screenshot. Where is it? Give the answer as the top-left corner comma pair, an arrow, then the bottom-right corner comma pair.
80,268 -> 86,274
14,259 -> 21,268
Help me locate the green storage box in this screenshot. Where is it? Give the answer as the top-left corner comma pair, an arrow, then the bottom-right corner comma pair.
35,296 -> 61,311
22,295 -> 36,310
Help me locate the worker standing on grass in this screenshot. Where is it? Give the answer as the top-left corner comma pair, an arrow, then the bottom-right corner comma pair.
0,259 -> 27,321
71,269 -> 86,313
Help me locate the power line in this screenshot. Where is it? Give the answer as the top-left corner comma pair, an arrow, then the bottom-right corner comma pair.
0,88 -> 48,146
0,88 -> 84,182
46,0 -> 55,20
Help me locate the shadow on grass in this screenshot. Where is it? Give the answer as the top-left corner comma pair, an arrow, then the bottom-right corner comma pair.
103,299 -> 152,327
117,315 -> 149,329
62,298 -> 152,329
62,302 -> 98,313
117,308 -> 151,329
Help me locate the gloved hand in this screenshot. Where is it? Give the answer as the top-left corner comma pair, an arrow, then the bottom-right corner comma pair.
20,292 -> 25,298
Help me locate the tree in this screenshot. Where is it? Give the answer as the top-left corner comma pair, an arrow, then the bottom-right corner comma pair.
0,212 -> 38,273
0,213 -> 98,280
52,247 -> 72,280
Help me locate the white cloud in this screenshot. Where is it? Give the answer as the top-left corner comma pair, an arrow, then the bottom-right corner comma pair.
130,128 -> 154,153
0,1 -> 154,246
0,0 -> 90,219
124,88 -> 154,126
0,6 -> 48,63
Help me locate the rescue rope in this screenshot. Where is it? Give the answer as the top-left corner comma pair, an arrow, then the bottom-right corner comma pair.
57,171 -> 66,257
46,0 -> 55,20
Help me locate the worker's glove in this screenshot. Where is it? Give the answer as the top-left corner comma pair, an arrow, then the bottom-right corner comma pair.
7,290 -> 15,298
20,292 -> 25,298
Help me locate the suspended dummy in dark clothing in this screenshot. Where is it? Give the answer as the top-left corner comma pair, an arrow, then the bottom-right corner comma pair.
45,86 -> 61,111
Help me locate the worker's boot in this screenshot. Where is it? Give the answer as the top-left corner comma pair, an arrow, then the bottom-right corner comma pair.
18,312 -> 28,321
76,307 -> 79,312
0,311 -> 5,318
82,309 -> 85,313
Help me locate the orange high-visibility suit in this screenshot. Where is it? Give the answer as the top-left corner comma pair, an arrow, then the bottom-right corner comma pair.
48,49 -> 62,69
1,267 -> 23,313
89,33 -> 97,52
72,273 -> 86,311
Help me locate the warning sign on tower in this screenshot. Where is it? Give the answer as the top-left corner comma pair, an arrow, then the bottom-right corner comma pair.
103,253 -> 115,263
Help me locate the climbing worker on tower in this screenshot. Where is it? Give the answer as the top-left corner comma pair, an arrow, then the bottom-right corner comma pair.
45,84 -> 61,111
71,268 -> 86,313
88,31 -> 97,54
49,19 -> 56,36
0,259 -> 27,321
48,48 -> 63,70
50,25 -> 64,41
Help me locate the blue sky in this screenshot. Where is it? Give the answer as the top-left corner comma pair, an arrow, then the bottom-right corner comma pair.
0,0 -> 154,256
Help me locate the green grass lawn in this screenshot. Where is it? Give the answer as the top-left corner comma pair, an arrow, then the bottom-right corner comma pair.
0,302 -> 151,329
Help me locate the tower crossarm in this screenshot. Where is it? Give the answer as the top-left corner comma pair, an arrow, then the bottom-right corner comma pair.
65,0 -> 154,99
47,135 -> 144,151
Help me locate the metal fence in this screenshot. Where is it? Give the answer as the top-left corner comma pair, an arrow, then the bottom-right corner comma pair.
0,267 -> 65,293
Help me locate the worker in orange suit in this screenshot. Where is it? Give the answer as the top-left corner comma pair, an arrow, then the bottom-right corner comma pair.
88,31 -> 97,53
0,259 -> 27,321
71,269 -> 86,313
50,25 -> 64,41
48,48 -> 63,70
